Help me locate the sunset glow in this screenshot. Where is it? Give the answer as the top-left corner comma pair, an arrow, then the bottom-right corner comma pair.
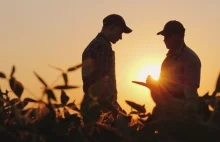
0,0 -> 219,114
136,65 -> 161,81
133,61 -> 161,83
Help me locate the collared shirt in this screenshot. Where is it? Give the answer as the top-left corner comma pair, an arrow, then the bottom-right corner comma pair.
159,44 -> 201,99
81,33 -> 117,102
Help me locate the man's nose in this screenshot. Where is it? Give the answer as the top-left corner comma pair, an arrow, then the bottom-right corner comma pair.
163,37 -> 166,42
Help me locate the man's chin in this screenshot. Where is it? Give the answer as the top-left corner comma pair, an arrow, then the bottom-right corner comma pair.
111,41 -> 117,44
165,45 -> 170,49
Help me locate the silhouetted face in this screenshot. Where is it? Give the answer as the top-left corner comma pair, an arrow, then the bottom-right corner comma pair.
163,33 -> 183,50
108,25 -> 123,44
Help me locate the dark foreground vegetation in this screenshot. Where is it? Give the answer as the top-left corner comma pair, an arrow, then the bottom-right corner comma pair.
0,65 -> 219,142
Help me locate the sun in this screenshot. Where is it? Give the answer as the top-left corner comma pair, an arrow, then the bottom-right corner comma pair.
135,64 -> 161,82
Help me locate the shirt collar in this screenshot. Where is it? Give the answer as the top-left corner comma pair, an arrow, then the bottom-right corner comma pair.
96,32 -> 112,46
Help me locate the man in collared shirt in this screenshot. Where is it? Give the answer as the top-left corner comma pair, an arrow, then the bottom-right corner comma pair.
146,20 -> 201,120
81,14 -> 132,123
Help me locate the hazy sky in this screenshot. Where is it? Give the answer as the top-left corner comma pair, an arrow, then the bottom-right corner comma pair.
0,0 -> 219,113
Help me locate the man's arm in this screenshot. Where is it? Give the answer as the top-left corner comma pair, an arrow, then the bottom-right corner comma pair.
183,60 -> 201,100
82,42 -> 110,85
94,44 -> 114,102
182,59 -> 201,115
146,75 -> 185,108
82,42 -> 113,101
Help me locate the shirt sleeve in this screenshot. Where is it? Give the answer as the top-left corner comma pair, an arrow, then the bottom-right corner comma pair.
93,42 -> 112,79
82,41 -> 113,100
183,59 -> 201,89
82,41 -> 111,80
93,43 -> 115,101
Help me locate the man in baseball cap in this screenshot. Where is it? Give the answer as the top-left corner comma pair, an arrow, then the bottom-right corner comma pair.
81,14 -> 132,124
146,20 -> 201,122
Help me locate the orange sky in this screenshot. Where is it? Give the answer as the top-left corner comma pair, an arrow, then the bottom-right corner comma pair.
0,0 -> 219,113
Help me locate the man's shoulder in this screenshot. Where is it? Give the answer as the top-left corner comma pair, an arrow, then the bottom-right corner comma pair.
85,36 -> 110,52
82,35 -> 112,59
183,46 -> 201,64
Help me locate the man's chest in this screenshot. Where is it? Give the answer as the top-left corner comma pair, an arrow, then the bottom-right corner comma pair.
160,56 -> 184,82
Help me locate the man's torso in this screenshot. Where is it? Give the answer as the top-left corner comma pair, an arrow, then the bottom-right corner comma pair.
81,33 -> 117,99
159,45 -> 201,99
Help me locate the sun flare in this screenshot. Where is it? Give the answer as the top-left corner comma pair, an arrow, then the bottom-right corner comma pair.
135,64 -> 161,82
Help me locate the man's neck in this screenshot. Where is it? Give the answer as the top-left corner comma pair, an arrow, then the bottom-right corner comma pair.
99,31 -> 110,41
167,41 -> 185,56
172,41 -> 184,51
97,31 -> 112,46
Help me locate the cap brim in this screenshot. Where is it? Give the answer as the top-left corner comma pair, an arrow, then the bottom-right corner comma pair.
157,30 -> 165,35
123,26 -> 132,34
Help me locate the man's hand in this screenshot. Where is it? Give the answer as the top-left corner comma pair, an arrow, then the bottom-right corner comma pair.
88,76 -> 110,101
146,75 -> 158,91
131,75 -> 158,90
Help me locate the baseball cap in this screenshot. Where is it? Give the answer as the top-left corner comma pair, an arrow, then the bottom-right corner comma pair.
103,14 -> 132,34
157,20 -> 185,36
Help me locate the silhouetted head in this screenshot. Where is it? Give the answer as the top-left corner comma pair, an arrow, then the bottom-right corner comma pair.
101,14 -> 132,44
157,20 -> 185,50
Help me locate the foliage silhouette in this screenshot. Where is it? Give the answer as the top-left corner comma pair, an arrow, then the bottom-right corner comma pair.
0,65 -> 219,142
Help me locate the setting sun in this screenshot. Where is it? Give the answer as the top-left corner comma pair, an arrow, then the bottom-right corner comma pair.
134,62 -> 161,82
